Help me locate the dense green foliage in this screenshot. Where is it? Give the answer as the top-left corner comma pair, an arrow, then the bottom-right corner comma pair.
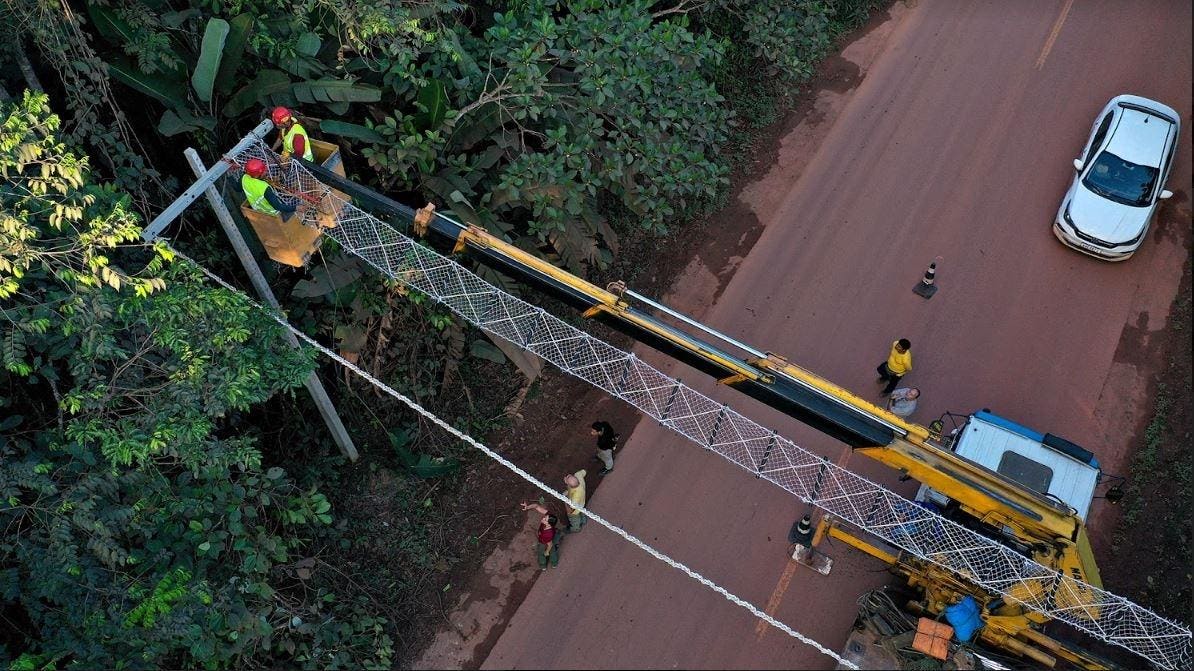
1,93 -> 390,669
2,0 -> 860,270
1,1 -> 883,667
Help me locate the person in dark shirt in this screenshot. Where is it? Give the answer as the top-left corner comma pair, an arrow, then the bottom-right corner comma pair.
591,421 -> 618,476
261,188 -> 296,217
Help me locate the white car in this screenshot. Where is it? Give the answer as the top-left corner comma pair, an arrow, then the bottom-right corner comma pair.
1054,94 -> 1180,261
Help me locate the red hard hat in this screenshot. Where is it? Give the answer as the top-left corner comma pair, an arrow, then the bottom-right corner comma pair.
271,106 -> 293,125
244,158 -> 267,178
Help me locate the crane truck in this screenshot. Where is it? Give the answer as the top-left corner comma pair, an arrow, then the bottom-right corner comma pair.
287,157 -> 1143,669
191,132 -> 1177,669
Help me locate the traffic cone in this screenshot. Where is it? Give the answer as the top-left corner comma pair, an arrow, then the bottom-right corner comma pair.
789,512 -> 833,575
789,514 -> 814,547
912,260 -> 939,299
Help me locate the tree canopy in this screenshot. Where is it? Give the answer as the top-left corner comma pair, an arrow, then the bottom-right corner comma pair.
0,1 -> 880,667
2,0 -> 853,270
1,92 -> 389,670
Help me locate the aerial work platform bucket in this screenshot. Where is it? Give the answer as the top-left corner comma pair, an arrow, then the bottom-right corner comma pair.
240,139 -> 346,267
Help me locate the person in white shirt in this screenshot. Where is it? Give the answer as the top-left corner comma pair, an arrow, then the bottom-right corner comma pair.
887,387 -> 920,419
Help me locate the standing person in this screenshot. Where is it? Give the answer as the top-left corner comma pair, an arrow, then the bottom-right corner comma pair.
591,421 -> 619,476
271,106 -> 314,162
886,387 -> 920,419
240,158 -> 297,220
876,338 -> 913,396
520,502 -> 560,570
564,470 -> 587,533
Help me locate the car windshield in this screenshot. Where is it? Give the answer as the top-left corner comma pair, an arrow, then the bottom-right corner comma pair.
1082,151 -> 1158,207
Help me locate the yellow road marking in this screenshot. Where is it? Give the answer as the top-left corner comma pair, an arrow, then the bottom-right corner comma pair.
755,446 -> 854,641
755,560 -> 799,640
1036,0 -> 1074,70
837,446 -> 853,471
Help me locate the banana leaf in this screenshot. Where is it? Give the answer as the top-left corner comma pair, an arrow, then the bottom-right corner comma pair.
215,14 -> 254,95
158,109 -> 216,137
271,32 -> 325,79
279,55 -> 324,79
191,18 -> 229,103
469,339 -> 507,364
292,79 -> 381,105
486,335 -> 544,381
105,57 -> 187,108
446,102 -> 502,152
87,5 -> 136,45
290,252 -> 366,298
319,120 -> 383,143
390,433 -> 460,479
415,79 -> 448,130
296,32 -> 322,57
224,69 -> 292,117
160,9 -> 200,29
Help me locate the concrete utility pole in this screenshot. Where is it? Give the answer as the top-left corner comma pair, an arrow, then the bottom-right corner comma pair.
184,148 -> 359,462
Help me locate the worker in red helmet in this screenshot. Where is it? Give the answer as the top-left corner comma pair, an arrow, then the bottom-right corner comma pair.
241,157 -> 296,218
270,106 -> 314,162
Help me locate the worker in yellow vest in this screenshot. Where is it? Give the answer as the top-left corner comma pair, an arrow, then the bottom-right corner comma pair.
241,158 -> 297,219
271,106 -> 314,162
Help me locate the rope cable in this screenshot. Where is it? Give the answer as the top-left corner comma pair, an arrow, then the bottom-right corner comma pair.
169,247 -> 859,669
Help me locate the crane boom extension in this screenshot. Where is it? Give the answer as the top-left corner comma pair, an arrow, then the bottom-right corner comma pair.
302,161 -> 1099,590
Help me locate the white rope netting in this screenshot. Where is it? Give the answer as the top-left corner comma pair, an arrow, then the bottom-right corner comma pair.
170,249 -> 857,669
228,139 -> 1191,670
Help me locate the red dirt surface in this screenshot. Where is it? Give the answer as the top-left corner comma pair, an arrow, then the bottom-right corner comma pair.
416,1 -> 1192,668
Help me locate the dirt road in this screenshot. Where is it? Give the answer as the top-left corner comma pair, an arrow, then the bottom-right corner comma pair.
476,1 -> 1192,668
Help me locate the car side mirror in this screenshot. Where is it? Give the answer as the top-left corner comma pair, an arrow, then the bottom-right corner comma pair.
1072,158 -> 1084,172
1160,190 -> 1173,200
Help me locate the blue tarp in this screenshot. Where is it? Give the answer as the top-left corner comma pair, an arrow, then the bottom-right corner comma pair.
944,596 -> 983,643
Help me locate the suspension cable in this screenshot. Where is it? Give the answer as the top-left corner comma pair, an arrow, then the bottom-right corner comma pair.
169,247 -> 858,669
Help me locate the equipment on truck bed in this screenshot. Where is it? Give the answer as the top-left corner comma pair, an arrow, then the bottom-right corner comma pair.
822,410 -> 1118,669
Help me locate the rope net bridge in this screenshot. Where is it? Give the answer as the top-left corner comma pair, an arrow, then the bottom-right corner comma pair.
228,139 -> 1190,670
170,248 -> 857,670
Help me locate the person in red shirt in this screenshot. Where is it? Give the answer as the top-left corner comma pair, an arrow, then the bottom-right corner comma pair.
521,502 -> 560,570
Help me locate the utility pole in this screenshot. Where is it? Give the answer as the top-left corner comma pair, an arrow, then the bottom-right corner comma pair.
184,148 -> 359,461
142,120 -> 273,241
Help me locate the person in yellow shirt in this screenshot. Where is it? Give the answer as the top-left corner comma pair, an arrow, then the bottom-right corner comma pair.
877,338 -> 912,396
563,470 -> 587,533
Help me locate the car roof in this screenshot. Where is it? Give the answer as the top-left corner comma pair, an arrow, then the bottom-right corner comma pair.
1105,106 -> 1174,167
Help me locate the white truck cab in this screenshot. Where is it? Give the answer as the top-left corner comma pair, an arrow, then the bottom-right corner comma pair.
918,411 -> 1101,521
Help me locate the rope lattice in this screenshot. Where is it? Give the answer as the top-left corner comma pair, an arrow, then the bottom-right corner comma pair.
231,139 -> 1191,670
171,249 -> 857,669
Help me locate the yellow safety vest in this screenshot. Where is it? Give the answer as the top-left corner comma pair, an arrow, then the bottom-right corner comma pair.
242,174 -> 279,215
283,123 -> 314,161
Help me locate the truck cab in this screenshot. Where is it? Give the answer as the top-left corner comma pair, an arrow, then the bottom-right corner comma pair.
918,411 -> 1101,524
